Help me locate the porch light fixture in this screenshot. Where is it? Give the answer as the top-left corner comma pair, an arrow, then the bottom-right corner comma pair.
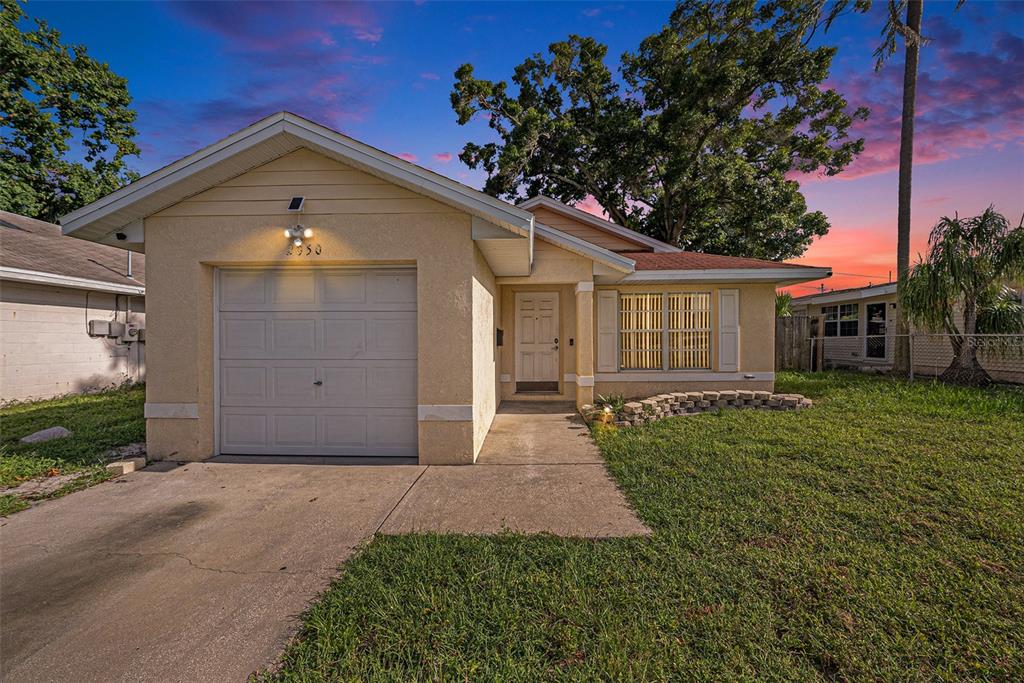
284,224 -> 314,247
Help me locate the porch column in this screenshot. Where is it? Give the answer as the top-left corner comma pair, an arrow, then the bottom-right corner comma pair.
575,281 -> 595,407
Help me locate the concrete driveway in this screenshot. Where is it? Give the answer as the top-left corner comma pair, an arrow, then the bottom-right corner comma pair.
0,461 -> 424,683
1,403 -> 646,682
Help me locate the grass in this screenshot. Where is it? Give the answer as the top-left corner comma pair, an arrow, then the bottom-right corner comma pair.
0,384 -> 145,514
268,372 -> 1024,681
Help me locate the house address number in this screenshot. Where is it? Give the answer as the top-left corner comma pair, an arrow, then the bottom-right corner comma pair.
286,243 -> 323,256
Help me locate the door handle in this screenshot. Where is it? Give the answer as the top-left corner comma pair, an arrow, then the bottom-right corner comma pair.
313,380 -> 323,386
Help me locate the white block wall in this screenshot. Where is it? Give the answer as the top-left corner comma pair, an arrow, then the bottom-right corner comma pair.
0,281 -> 145,402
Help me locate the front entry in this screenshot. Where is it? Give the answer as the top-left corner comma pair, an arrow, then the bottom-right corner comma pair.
515,291 -> 559,392
866,302 -> 887,359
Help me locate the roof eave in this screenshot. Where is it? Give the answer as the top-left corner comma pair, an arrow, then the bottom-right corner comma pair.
0,266 -> 145,295
621,267 -> 832,285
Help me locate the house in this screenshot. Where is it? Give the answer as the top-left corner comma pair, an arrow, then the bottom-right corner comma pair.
790,282 -> 1023,382
60,112 -> 830,464
791,282 -> 898,367
1,211 -> 146,402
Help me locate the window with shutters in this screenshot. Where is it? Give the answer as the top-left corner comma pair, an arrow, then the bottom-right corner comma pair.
619,292 -> 711,370
668,292 -> 711,369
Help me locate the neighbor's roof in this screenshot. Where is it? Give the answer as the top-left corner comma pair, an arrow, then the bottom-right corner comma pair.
0,211 -> 145,294
791,282 -> 896,305
60,111 -> 535,244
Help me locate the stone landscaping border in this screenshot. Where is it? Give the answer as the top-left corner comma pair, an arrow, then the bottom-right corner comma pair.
582,390 -> 813,428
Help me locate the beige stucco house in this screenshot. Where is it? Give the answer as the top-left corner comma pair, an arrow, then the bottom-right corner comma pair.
1,211 -> 145,402
61,112 -> 830,464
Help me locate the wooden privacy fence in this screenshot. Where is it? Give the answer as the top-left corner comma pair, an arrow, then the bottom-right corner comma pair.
776,316 -> 811,370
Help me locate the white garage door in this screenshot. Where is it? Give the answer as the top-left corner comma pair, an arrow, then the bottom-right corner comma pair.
218,268 -> 417,457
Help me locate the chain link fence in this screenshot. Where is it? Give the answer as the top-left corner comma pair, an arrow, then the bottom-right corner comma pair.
805,333 -> 1024,384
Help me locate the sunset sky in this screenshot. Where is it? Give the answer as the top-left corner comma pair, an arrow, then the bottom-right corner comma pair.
26,1 -> 1024,294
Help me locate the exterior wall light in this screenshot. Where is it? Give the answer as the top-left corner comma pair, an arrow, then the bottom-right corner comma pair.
284,224 -> 313,247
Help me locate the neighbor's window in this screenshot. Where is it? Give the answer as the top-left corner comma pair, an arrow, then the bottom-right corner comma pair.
619,292 -> 711,370
823,303 -> 859,337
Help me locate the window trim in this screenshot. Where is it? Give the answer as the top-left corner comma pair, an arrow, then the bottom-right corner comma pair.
822,303 -> 859,337
618,291 -> 712,371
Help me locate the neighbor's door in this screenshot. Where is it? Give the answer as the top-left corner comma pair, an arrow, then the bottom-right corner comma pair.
515,292 -> 559,388
865,302 -> 887,359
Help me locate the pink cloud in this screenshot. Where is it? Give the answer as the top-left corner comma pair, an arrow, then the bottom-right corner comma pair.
433,152 -> 453,162
397,152 -> 418,162
420,72 -> 440,80
800,32 -> 1024,183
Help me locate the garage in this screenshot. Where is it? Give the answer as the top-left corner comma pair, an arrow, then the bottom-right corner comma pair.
217,267 -> 418,457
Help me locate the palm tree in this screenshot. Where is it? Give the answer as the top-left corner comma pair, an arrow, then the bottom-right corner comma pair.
776,292 -> 793,317
900,208 -> 1024,385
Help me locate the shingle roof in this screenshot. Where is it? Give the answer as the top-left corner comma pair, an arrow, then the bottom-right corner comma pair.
623,251 -> 819,271
0,211 -> 145,287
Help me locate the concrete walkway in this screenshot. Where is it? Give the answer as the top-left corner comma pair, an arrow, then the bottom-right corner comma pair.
0,402 -> 647,682
382,402 -> 649,537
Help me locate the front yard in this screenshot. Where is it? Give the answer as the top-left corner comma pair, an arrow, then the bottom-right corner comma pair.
0,385 -> 145,515
269,372 -> 1023,680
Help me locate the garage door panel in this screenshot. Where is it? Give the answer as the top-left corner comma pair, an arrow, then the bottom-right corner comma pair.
221,319 -> 268,356
220,271 -> 267,306
270,271 -> 316,305
219,268 -> 416,311
222,366 -> 268,402
219,267 -> 417,456
272,366 -> 318,402
274,414 -> 318,447
321,272 -> 367,304
222,414 -> 268,448
367,318 -> 417,357
373,271 -> 417,304
220,407 -> 416,456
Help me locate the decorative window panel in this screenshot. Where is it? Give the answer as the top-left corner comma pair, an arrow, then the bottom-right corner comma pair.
668,292 -> 711,369
619,293 -> 663,369
619,292 -> 712,370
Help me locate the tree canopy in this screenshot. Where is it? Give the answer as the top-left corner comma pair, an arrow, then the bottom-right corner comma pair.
452,0 -> 868,260
1,0 -> 139,221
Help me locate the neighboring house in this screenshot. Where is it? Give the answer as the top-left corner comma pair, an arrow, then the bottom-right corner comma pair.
61,112 -> 830,464
0,211 -> 145,402
791,282 -> 898,367
790,282 -> 1023,382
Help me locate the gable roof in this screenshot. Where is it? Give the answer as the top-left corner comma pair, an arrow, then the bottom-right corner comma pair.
60,112 -> 535,243
534,222 -> 635,273
620,251 -> 831,285
518,196 -> 680,253
0,211 -> 145,294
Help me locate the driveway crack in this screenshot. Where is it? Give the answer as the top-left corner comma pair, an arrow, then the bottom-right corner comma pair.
102,550 -> 313,576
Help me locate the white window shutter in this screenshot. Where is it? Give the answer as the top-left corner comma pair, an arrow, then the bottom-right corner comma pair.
718,289 -> 740,372
597,290 -> 618,372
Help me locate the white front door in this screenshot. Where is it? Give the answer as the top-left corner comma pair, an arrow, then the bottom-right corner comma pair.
516,292 -> 559,382
217,267 -> 418,457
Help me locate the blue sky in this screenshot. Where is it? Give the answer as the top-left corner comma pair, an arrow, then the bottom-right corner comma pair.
22,0 -> 1024,291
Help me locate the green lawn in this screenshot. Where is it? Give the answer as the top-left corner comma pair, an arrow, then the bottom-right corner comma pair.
0,385 -> 145,515
268,372 -> 1024,681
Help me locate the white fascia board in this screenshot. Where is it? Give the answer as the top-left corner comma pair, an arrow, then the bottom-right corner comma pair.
519,195 -> 681,253
534,222 -> 635,273
0,266 -> 145,295
621,267 -> 832,285
792,283 -> 897,306
61,111 -> 535,240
